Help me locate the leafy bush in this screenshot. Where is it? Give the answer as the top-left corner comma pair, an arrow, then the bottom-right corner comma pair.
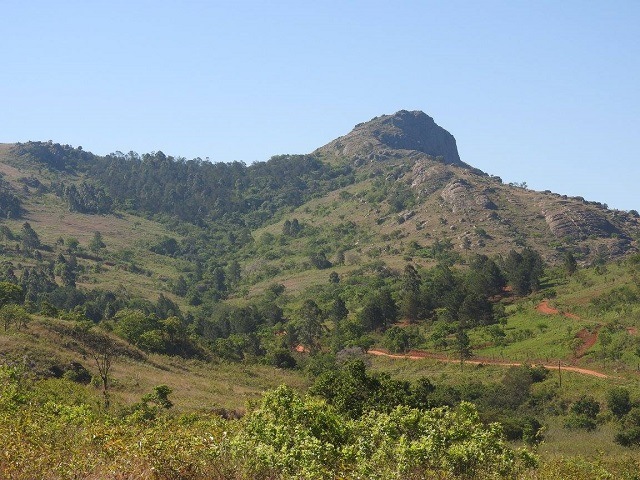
607,387 -> 632,419
235,385 -> 536,479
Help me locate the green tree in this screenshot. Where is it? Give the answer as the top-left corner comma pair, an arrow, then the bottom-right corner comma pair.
466,254 -> 505,297
113,309 -> 162,351
20,222 -> 40,252
142,384 -> 174,409
0,282 -> 23,307
295,299 -> 325,353
89,231 -> 106,253
400,264 -> 421,322
607,387 -> 632,419
502,248 -> 544,296
458,293 -> 495,327
282,219 -> 292,236
565,395 -> 600,431
329,296 -> 348,323
454,324 -> 472,370
66,237 -> 80,253
563,251 -> 578,276
225,260 -> 241,286
59,263 -> 77,288
382,325 -> 423,354
173,275 -> 188,297
66,326 -> 131,408
359,289 -> 397,332
0,304 -> 29,331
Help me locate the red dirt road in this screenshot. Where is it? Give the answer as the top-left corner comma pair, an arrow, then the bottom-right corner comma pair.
367,349 -> 609,379
368,300 -> 610,379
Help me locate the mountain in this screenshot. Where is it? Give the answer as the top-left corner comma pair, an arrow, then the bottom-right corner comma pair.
311,110 -> 638,265
1,110 -> 638,278
3,112 -> 640,477
0,110 -> 638,348
316,110 -> 467,168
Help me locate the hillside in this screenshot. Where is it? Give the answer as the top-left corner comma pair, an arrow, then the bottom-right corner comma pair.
2,111 -> 640,478
0,110 -> 639,360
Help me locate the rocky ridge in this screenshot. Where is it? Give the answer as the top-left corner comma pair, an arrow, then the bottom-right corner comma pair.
313,110 -> 639,263
315,110 -> 469,169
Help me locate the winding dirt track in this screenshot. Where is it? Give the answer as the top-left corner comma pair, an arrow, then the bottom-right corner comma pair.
367,349 -> 609,379
369,299 -> 611,379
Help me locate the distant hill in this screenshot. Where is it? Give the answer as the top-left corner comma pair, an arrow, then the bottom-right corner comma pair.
0,111 -> 638,351
1,112 -> 638,289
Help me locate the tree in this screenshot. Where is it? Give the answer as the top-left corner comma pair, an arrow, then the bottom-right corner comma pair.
0,304 -> 29,331
89,231 -> 106,253
310,252 -> 332,269
65,237 -> 80,253
0,282 -> 23,307
329,296 -> 349,323
565,395 -> 600,431
113,309 -> 161,349
282,219 -> 292,236
458,293 -> 495,327
59,263 -> 76,288
173,275 -> 188,297
454,324 -> 472,370
20,222 -> 40,252
382,325 -> 423,354
607,387 -> 632,419
359,290 -> 397,332
226,260 -> 241,286
563,251 -> 578,276
74,328 -> 128,409
466,254 -> 505,297
295,299 -> 325,353
142,384 -> 173,409
400,264 -> 421,322
502,248 -> 544,296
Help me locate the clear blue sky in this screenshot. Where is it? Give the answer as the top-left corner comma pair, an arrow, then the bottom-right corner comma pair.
2,1 -> 638,210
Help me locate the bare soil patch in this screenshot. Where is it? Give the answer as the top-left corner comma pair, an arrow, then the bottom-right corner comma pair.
575,326 -> 600,358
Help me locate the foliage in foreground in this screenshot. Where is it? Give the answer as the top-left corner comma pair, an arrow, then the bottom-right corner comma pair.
0,365 -> 535,480
237,385 -> 536,479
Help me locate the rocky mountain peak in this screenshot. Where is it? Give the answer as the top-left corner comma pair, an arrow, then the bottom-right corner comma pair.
316,110 -> 466,168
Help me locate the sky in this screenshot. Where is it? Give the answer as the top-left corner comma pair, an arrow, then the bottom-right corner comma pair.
2,1 -> 639,211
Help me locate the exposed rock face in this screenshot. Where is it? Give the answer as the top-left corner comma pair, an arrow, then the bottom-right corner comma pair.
313,109 -> 639,263
542,204 -> 621,239
411,162 -> 454,195
441,179 -> 497,212
374,110 -> 461,164
316,110 -> 469,168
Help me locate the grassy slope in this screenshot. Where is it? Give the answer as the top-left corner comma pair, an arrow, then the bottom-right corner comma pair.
0,317 -> 307,412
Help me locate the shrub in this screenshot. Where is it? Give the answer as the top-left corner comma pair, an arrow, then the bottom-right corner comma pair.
607,387 -> 631,419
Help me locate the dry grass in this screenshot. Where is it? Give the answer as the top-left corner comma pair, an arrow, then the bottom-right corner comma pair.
0,318 -> 308,412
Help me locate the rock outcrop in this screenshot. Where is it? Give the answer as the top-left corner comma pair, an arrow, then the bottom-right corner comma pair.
441,179 -> 497,213
316,110 -> 470,168
542,204 -> 621,239
410,162 -> 454,195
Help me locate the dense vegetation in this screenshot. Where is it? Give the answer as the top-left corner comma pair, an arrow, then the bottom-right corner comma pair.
2,140 -> 640,478
0,364 -> 540,479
